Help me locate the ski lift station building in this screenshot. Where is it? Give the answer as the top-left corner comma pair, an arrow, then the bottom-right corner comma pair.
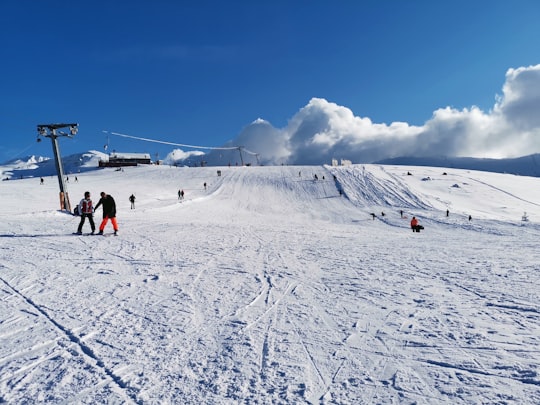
98,152 -> 152,168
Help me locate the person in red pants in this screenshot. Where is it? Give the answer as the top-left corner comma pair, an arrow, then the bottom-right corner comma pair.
94,191 -> 119,235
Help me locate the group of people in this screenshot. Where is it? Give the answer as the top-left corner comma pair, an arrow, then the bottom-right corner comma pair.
409,211 -> 472,232
78,186 -> 198,234
76,191 -> 119,235
178,182 -> 207,200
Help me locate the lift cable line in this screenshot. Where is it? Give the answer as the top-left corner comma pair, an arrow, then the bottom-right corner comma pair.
102,130 -> 260,164
5,140 -> 41,164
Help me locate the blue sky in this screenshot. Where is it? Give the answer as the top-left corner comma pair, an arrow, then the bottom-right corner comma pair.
1,1 -> 540,164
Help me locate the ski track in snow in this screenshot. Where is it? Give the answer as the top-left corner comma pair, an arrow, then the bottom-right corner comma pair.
1,163 -> 540,404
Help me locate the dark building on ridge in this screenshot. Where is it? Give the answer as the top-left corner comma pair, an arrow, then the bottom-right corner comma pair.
98,153 -> 152,168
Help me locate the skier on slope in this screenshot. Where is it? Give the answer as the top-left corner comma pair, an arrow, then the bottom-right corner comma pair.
76,191 -> 96,235
94,192 -> 119,235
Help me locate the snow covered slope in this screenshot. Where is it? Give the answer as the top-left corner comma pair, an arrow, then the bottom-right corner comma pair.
1,164 -> 539,404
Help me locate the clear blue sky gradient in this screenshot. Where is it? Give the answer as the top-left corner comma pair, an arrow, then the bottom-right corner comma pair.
1,0 -> 539,162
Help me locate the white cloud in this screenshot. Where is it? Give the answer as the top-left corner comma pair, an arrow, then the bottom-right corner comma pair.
226,64 -> 540,165
205,119 -> 289,166
495,65 -> 540,131
163,149 -> 205,165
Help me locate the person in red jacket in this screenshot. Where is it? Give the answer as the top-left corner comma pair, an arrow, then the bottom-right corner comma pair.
410,216 -> 423,232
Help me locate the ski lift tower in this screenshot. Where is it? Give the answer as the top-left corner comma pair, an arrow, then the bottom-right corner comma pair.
237,146 -> 245,166
37,123 -> 78,213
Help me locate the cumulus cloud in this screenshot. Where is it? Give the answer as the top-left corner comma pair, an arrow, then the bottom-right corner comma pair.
496,65 -> 540,130
231,118 -> 289,163
205,119 -> 288,166
284,98 -> 423,164
219,64 -> 540,165
163,149 -> 205,165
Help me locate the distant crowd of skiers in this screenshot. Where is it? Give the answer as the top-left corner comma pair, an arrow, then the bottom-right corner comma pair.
73,172 -> 476,236
365,208 -> 472,234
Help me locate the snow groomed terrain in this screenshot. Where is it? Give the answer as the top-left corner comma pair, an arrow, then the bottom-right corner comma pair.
1,163 -> 539,403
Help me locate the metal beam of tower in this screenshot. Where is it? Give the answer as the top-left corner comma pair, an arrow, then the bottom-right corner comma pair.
37,123 -> 78,213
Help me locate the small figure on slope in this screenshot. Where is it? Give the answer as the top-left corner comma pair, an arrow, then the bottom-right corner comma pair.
129,194 -> 136,209
410,216 -> 424,232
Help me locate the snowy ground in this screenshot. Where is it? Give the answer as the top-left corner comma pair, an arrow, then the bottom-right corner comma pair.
1,163 -> 539,404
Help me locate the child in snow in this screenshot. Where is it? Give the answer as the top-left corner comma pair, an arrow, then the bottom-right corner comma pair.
76,191 -> 96,235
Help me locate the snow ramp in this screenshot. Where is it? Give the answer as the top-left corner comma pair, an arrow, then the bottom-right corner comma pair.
195,165 -> 435,227
190,163 -> 540,232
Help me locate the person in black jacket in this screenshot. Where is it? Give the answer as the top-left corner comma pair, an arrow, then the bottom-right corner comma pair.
94,191 -> 119,235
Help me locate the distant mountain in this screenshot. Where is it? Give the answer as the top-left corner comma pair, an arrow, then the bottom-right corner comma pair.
1,150 -> 108,180
375,154 -> 540,177
3,150 -> 540,180
3,155 -> 50,168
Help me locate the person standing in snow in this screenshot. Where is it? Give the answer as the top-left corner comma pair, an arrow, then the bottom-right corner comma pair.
76,191 -> 96,235
94,192 -> 119,235
129,194 -> 136,209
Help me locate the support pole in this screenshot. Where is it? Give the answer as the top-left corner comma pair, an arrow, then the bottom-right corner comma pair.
37,123 -> 78,213
49,131 -> 71,212
238,147 -> 244,166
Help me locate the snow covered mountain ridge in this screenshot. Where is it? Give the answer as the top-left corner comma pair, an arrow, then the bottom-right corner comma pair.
0,150 -> 107,180
2,150 -> 540,180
